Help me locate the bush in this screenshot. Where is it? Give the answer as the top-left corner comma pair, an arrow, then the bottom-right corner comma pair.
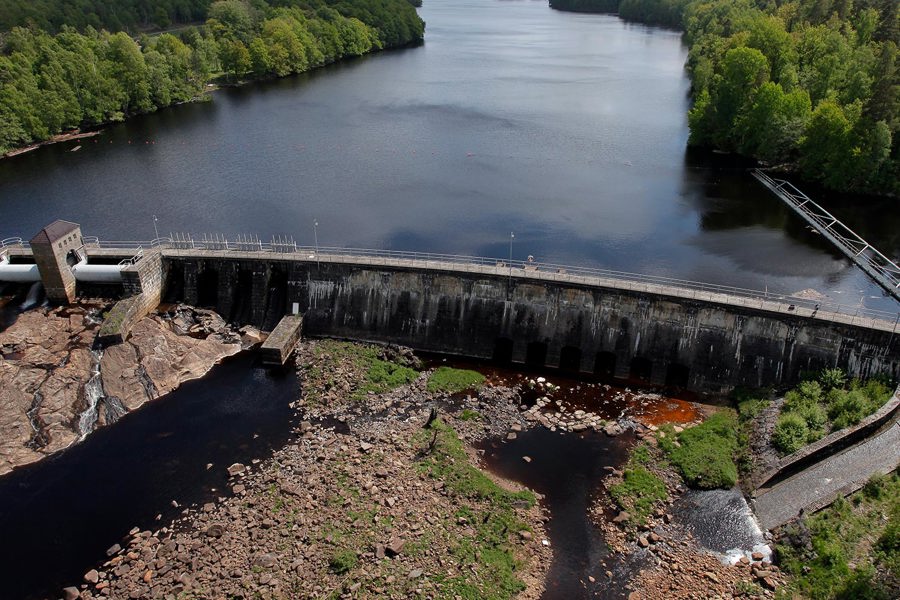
819,368 -> 847,391
427,367 -> 486,394
737,398 -> 769,422
796,403 -> 828,441
828,390 -> 869,430
773,412 -> 809,454
667,412 -> 739,489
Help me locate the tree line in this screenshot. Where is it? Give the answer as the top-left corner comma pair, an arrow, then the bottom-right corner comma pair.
550,0 -> 899,196
0,0 -> 425,155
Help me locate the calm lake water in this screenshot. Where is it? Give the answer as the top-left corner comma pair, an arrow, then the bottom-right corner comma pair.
0,0 -> 897,311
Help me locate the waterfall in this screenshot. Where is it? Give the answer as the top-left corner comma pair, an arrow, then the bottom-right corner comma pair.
102,397 -> 128,425
673,488 -> 772,564
19,282 -> 43,311
77,349 -> 105,439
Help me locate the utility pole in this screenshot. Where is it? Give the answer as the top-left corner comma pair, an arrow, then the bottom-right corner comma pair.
314,220 -> 320,270
507,231 -> 514,300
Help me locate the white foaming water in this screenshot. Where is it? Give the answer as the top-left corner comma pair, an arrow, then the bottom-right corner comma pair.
77,349 -> 105,439
674,487 -> 772,564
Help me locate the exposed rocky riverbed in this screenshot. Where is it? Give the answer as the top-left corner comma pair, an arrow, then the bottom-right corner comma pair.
0,303 -> 246,475
61,343 -> 552,599
50,338 -> 789,600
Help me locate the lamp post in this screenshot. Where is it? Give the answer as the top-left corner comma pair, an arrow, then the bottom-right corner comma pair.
314,220 -> 320,269
152,215 -> 159,245
507,231 -> 514,299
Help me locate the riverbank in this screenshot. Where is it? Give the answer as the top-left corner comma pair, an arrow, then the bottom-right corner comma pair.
1,131 -> 102,159
548,0 -> 899,198
0,303 -> 248,475
62,341 -> 552,599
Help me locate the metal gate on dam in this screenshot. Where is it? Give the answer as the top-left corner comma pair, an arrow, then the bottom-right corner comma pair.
2,223 -> 898,395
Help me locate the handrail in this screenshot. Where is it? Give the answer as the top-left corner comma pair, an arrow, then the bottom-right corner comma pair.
753,169 -> 900,301
0,237 -> 24,248
3,232 -> 898,324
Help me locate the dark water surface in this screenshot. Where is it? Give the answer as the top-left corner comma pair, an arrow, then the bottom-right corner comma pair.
0,353 -> 299,600
0,0 -> 897,310
481,428 -> 634,599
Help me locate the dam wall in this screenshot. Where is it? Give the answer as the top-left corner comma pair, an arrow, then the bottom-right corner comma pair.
165,253 -> 899,395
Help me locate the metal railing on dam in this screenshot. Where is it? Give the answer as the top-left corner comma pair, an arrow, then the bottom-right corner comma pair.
4,233 -> 897,333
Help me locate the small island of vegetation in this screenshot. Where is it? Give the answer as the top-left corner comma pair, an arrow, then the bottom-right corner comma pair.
550,0 -> 899,197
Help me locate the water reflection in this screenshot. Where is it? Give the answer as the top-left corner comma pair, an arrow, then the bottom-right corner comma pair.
0,0 -> 895,310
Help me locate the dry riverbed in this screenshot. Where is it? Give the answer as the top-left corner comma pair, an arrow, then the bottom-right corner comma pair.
48,337 -> 791,599
64,340 -> 551,599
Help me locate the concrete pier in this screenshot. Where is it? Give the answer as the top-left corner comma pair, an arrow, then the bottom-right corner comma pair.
259,315 -> 303,366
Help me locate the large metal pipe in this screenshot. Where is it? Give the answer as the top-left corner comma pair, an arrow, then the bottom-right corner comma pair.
0,257 -> 41,282
71,262 -> 124,283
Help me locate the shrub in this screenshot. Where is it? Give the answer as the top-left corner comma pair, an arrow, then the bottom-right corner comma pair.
796,402 -> 828,441
828,390 -> 869,430
797,380 -> 824,403
667,412 -> 739,489
737,398 -> 769,422
773,412 -> 809,454
818,368 -> 847,391
427,367 -> 486,394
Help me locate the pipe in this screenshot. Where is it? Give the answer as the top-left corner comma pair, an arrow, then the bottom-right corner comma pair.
0,257 -> 41,282
71,262 -> 124,283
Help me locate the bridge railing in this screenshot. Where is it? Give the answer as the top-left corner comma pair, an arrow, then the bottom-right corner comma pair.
9,233 -> 899,326
753,170 -> 900,299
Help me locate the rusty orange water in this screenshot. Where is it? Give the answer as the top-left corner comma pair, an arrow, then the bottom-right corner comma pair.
435,357 -> 704,426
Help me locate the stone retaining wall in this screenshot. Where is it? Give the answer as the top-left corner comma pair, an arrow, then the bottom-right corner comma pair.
752,387 -> 900,492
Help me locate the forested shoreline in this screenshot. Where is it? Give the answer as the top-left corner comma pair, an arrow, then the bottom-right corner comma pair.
0,0 -> 425,156
550,0 -> 899,197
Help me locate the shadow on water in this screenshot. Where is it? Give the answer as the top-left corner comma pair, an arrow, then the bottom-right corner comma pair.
0,352 -> 299,600
479,427 -> 635,600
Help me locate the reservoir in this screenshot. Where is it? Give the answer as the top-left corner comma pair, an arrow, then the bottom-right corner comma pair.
0,0 -> 897,311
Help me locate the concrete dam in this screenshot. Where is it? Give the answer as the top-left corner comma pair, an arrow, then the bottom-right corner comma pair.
2,221 -> 898,395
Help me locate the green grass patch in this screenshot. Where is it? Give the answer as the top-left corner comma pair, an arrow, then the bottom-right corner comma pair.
772,371 -> 894,455
777,472 -> 900,600
662,411 -> 739,489
307,340 -> 419,402
607,441 -> 668,525
458,408 -> 483,421
328,549 -> 358,574
609,467 -> 667,524
415,418 -> 534,599
427,367 -> 486,394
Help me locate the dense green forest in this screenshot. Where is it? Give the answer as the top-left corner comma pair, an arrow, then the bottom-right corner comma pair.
550,0 -> 899,196
0,0 -> 424,155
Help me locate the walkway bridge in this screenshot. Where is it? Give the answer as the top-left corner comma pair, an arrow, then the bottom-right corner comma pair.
2,222 -> 898,394
753,169 -> 900,302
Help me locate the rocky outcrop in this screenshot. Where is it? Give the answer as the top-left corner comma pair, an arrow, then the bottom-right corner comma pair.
0,307 -> 99,475
100,308 -> 241,412
0,304 -> 241,475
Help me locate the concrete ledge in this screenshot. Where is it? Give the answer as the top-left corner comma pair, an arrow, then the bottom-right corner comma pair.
752,387 -> 900,493
96,295 -> 147,347
259,315 -> 303,366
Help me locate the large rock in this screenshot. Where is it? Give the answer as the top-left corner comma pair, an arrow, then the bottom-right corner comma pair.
0,306 -> 241,475
101,316 -> 240,411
